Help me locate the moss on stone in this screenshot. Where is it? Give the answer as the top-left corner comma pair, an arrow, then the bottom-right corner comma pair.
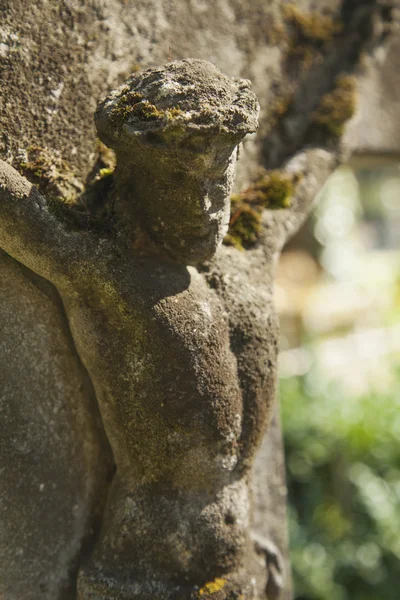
284,4 -> 343,42
96,139 -> 117,170
224,171 -> 300,250
231,171 -> 295,210
313,74 -> 357,136
112,90 -> 182,128
224,203 -> 262,251
249,171 -> 294,208
166,106 -> 183,118
77,163 -> 116,232
17,145 -> 83,204
17,145 -> 115,234
283,5 -> 343,72
133,100 -> 164,121
46,192 -> 115,235
112,91 -> 145,124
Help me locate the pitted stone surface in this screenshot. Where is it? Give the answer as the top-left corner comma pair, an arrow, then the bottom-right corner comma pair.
0,250 -> 112,600
95,59 -> 259,145
0,1 -> 398,599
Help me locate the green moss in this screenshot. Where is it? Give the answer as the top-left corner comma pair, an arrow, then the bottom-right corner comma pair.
284,4 -> 343,42
18,145 -> 115,235
112,90 -> 182,128
112,91 -> 144,124
313,74 -> 357,137
224,204 -> 262,250
223,171 -> 300,250
166,106 -> 182,118
249,171 -> 295,208
284,5 -> 343,72
233,171 -> 296,210
133,100 -> 164,121
17,145 -> 82,204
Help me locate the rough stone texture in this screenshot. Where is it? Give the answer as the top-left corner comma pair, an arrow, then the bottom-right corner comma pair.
95,59 -> 259,264
1,153 -> 280,599
0,250 -> 113,599
0,1 -> 399,599
1,0 -> 396,185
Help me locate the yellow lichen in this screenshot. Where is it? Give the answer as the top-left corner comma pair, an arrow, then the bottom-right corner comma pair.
284,4 -> 343,42
96,139 -> 116,170
223,171 -> 300,250
198,578 -> 227,596
313,74 -> 357,137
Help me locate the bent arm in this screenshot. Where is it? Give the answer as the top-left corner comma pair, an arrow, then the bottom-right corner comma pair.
0,160 -> 90,284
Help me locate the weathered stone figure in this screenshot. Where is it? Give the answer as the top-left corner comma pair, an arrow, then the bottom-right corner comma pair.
0,59 -> 282,599
1,1 -> 398,599
0,57 -> 334,598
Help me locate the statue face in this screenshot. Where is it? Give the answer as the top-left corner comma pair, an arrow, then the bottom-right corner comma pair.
150,179 -> 233,264
132,147 -> 237,265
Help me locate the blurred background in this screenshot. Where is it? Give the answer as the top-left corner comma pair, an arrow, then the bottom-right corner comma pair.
276,163 -> 400,600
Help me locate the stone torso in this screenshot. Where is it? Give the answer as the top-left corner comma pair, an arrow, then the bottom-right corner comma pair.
60,245 -> 277,489
55,243 -> 279,596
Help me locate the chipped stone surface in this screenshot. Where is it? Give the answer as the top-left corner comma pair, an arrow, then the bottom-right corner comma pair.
0,1 -> 399,598
95,59 -> 259,141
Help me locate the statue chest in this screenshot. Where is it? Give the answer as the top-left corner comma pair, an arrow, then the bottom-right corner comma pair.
64,263 -> 243,462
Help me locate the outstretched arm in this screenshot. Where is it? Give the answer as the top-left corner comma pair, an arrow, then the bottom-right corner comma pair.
0,160 -> 93,285
252,0 -> 392,257
259,148 -> 338,254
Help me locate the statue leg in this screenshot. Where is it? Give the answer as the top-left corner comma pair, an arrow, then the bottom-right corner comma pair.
77,475 -> 256,599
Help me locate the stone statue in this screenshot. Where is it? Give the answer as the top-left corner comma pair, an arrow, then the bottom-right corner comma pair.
2,0 -> 398,580
1,58 -> 331,599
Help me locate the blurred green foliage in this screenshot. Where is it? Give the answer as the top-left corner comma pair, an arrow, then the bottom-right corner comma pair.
281,361 -> 400,600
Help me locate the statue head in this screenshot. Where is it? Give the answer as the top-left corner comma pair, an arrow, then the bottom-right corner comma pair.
95,59 -> 259,264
